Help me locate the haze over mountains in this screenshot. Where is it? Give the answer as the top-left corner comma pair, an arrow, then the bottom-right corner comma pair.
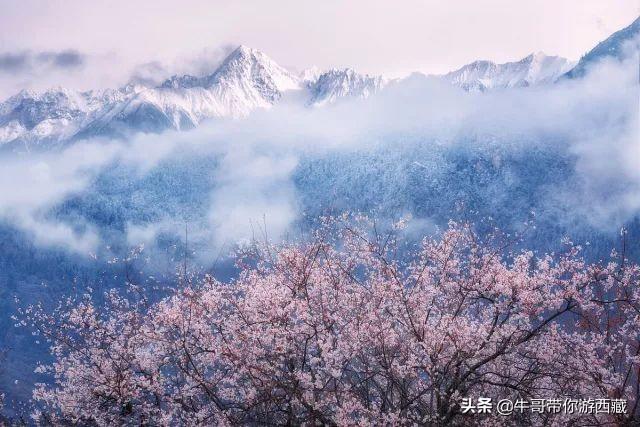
0,16 -> 637,151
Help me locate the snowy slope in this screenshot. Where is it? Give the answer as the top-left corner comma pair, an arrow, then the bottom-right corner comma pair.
0,88 -> 91,147
442,52 -> 574,91
564,16 -> 639,78
0,85 -> 145,148
307,68 -> 386,106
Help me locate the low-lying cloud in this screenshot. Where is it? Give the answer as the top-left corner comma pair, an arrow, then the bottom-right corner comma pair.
0,49 -> 85,73
0,46 -> 637,258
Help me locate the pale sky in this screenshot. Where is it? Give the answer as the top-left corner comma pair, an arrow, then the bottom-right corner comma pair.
0,0 -> 637,97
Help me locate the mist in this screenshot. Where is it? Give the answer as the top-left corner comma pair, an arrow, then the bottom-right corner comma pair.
0,47 -> 637,260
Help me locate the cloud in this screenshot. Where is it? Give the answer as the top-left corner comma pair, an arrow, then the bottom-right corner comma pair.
128,61 -> 170,87
127,44 -> 237,87
0,52 -> 28,72
37,50 -> 85,68
207,148 -> 299,247
0,49 -> 85,74
0,140 -> 121,252
0,49 -> 91,99
0,44 -> 240,100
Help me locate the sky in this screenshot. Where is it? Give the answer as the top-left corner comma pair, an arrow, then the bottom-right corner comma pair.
0,0 -> 637,97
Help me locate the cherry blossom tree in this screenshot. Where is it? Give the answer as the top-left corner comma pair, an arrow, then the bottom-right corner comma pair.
22,219 -> 639,426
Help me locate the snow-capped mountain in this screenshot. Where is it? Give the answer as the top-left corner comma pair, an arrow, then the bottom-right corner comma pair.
0,84 -> 146,149
442,52 -> 574,91
0,46 -> 391,150
74,46 -> 302,140
307,69 -> 386,106
0,46 -> 390,149
0,46 -> 301,148
0,88 -> 91,148
565,17 -> 639,79
0,17 -> 636,150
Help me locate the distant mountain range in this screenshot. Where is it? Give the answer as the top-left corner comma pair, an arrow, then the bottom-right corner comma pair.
0,17 -> 637,151
441,52 -> 574,91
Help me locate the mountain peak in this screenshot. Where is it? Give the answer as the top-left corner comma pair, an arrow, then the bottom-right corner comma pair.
231,44 -> 258,57
523,51 -> 548,62
207,44 -> 300,94
219,45 -> 261,65
215,45 -> 279,74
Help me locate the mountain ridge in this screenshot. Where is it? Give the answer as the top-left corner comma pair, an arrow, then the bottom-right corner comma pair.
565,16 -> 639,79
440,52 -> 575,91
1,18 -> 637,150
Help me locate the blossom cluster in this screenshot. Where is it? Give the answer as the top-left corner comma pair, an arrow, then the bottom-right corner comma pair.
21,219 -> 640,426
